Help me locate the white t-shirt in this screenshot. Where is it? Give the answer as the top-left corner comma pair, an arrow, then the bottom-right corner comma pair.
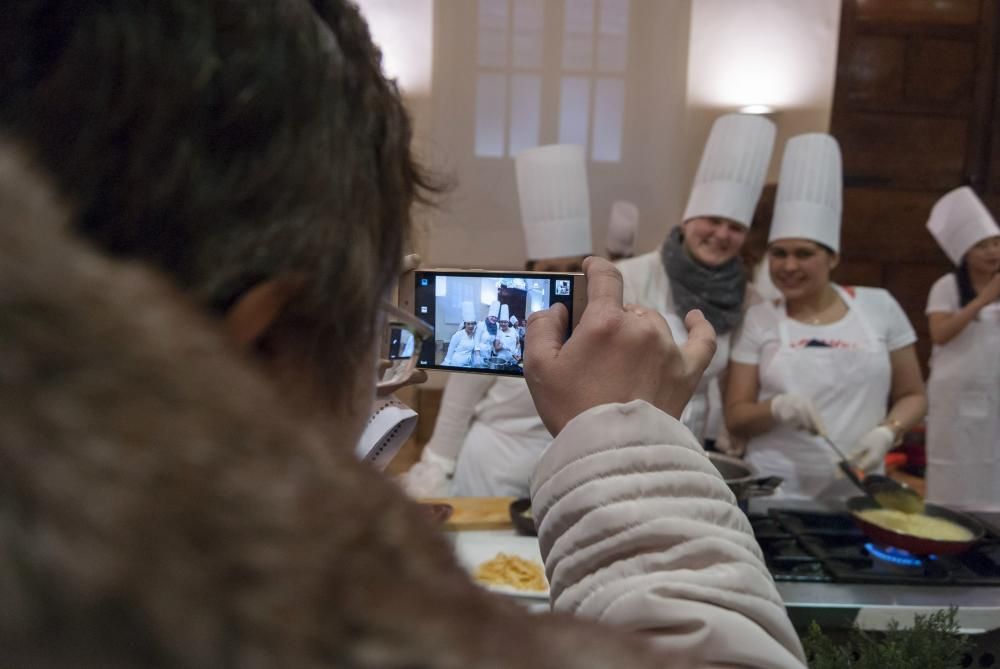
731,286 -> 917,369
926,273 -> 959,314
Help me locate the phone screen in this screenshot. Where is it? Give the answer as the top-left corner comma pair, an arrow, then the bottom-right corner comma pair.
412,270 -> 578,376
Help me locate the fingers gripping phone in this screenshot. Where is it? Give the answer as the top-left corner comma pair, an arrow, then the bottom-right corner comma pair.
398,269 -> 587,377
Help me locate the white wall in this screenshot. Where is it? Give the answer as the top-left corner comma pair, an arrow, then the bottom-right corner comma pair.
423,0 -> 693,267
685,0 -> 842,183
353,0 -> 435,146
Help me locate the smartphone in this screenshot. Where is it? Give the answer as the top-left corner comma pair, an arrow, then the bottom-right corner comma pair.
398,268 -> 587,377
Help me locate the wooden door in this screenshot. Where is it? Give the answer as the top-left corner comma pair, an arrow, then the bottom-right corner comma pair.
829,0 -> 1000,371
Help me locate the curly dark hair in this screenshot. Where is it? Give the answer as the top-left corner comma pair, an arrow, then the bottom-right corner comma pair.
0,0 -> 440,401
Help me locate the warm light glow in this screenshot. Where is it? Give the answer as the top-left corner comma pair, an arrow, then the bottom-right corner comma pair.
687,0 -> 840,109
739,104 -> 776,115
481,278 -> 499,306
354,0 -> 433,95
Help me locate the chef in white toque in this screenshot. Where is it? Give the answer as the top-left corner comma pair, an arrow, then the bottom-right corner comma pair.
924,186 -> 1000,510
726,133 -> 927,500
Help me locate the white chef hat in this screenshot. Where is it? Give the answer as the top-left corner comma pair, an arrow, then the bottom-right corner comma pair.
606,201 -> 639,256
683,113 -> 776,228
498,304 -> 510,322
488,301 -> 500,318
927,186 -> 1000,265
510,314 -> 519,326
461,301 -> 476,323
515,144 -> 593,261
769,133 -> 843,253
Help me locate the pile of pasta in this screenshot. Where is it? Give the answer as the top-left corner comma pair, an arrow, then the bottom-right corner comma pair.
474,552 -> 547,592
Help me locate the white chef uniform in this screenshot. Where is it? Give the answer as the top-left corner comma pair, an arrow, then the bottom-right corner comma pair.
407,144 -> 594,497
493,305 -> 520,358
442,301 -> 479,367
617,113 -> 776,441
473,300 -> 501,363
925,186 -> 1000,510
734,133 -> 916,499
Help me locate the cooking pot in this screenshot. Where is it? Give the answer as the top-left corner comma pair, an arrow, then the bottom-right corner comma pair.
707,453 -> 782,508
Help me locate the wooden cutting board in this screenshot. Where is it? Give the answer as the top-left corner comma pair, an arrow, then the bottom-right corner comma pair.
419,496 -> 516,531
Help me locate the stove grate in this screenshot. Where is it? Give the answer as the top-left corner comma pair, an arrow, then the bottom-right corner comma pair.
750,509 -> 1000,585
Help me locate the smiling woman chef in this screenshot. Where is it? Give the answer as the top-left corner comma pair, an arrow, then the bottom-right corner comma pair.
925,186 -> 1000,511
617,113 -> 776,443
725,134 -> 927,500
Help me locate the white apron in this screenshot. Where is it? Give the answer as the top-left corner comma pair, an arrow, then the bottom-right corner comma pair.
443,330 -> 477,367
495,327 -> 520,356
926,303 -> 1000,511
746,286 -> 891,500
452,377 -> 551,497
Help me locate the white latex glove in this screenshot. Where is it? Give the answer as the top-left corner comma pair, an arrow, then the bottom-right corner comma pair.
770,394 -> 827,435
398,447 -> 456,498
849,426 -> 896,472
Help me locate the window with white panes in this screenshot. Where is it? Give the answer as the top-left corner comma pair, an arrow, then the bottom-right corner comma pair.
473,0 -> 630,162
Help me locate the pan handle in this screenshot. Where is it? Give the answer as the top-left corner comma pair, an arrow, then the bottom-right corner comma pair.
837,460 -> 868,496
743,476 -> 783,498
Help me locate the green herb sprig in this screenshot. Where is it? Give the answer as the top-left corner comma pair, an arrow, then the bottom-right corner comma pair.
804,607 -> 971,669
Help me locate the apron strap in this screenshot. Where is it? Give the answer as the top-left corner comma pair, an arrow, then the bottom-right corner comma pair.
831,284 -> 881,349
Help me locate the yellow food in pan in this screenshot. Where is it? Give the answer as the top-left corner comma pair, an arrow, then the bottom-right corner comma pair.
475,552 -> 547,592
857,508 -> 974,542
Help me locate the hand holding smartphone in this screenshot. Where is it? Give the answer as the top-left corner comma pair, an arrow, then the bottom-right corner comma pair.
398,269 -> 587,377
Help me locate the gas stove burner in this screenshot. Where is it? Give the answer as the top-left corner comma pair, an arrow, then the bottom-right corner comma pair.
756,509 -> 1000,585
864,542 -> 927,568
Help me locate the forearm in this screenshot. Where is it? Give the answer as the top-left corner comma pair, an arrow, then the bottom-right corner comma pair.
885,392 -> 927,435
726,398 -> 777,440
532,402 -> 806,668
930,298 -> 989,345
423,374 -> 493,459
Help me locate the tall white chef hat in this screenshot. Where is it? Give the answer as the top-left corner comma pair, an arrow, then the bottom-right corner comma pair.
769,133 -> 843,253
515,144 -> 593,261
682,113 -> 776,228
488,301 -> 500,318
499,304 -> 510,322
606,200 -> 639,256
461,301 -> 476,323
927,186 -> 1000,265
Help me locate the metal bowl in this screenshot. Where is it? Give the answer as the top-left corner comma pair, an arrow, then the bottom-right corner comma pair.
707,453 -> 782,502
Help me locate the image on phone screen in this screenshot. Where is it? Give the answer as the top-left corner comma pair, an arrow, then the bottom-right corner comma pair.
411,270 -> 577,377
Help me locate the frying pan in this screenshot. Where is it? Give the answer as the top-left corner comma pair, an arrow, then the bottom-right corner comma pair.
846,495 -> 986,556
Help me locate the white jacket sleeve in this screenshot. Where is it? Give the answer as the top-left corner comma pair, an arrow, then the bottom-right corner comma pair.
530,400 -> 806,669
421,373 -> 496,462
442,330 -> 460,366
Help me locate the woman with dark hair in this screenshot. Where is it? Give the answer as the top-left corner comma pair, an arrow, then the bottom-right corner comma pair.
726,134 -> 927,500
925,186 -> 1000,510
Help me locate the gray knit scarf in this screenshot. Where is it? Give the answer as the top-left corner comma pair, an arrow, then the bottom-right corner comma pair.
660,226 -> 745,334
